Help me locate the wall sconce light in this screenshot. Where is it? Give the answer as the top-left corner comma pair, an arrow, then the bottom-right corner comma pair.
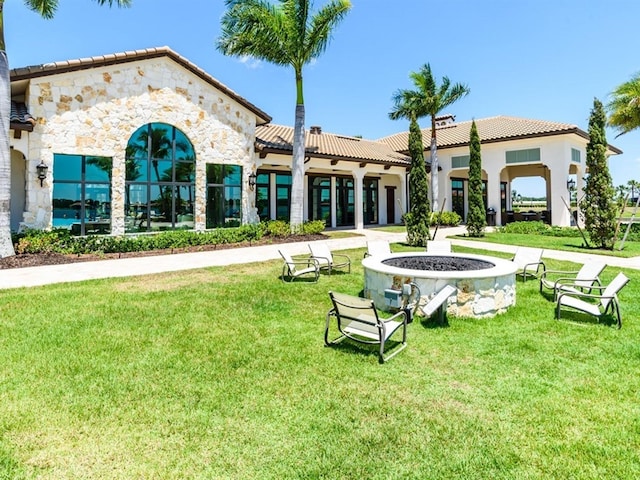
248,172 -> 257,191
567,177 -> 576,191
36,161 -> 48,187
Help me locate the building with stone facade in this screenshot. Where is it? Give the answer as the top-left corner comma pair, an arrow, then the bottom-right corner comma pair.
8,47 -> 621,236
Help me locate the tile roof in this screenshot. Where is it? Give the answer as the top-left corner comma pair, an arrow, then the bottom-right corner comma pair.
10,46 -> 271,125
10,101 -> 35,125
255,124 -> 410,166
378,115 -> 623,154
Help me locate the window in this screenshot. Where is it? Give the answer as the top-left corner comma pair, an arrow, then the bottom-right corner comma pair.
336,177 -> 355,226
125,123 -> 195,233
363,177 -> 378,224
256,172 -> 270,221
505,148 -> 541,164
451,155 -> 470,169
206,164 -> 243,228
275,173 -> 292,221
52,154 -> 112,236
571,148 -> 581,163
308,176 -> 331,224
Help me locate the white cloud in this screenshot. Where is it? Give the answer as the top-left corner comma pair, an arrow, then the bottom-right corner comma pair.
239,55 -> 262,69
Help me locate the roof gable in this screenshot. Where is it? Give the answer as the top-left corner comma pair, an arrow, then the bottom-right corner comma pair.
256,124 -> 410,165
10,46 -> 271,125
378,115 -> 622,155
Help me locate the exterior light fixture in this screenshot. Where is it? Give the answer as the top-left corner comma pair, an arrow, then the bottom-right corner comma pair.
567,177 -> 576,191
36,161 -> 48,187
248,172 -> 257,191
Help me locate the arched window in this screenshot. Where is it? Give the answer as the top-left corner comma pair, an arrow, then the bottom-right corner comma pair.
125,123 -> 195,232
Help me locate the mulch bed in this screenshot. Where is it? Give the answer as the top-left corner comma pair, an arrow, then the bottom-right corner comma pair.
0,234 -> 327,270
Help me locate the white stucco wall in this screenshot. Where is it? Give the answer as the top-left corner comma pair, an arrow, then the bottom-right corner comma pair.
437,134 -> 588,227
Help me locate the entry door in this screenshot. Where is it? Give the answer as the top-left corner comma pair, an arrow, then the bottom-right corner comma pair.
363,178 -> 378,225
308,176 -> 331,224
451,178 -> 465,220
386,187 -> 396,224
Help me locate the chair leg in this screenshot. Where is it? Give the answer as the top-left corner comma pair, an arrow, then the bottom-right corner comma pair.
614,301 -> 622,329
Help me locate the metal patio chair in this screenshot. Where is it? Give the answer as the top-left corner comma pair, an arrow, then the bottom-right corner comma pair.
512,247 -> 546,281
308,243 -> 351,274
556,272 -> 630,329
539,260 -> 606,300
278,249 -> 320,283
325,291 -> 407,363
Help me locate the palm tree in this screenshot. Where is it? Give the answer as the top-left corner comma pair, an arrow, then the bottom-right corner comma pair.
628,179 -> 640,203
615,184 -> 629,211
404,64 -> 469,212
0,0 -> 132,257
217,0 -> 351,232
607,72 -> 640,137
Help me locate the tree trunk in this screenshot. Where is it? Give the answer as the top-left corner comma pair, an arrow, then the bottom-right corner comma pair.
290,103 -> 305,232
0,49 -> 15,257
430,136 -> 438,213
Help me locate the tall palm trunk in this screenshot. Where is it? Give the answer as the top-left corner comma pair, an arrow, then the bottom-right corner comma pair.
0,44 -> 15,257
290,105 -> 305,231
290,73 -> 305,232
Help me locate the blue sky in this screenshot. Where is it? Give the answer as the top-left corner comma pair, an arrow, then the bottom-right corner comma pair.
5,0 -> 640,197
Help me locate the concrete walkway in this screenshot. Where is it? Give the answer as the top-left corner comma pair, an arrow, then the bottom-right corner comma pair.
0,226 -> 637,290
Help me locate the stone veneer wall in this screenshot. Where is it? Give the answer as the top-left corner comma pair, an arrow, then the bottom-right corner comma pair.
20,57 -> 259,234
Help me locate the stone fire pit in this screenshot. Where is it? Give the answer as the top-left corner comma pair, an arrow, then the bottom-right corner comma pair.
362,252 -> 517,318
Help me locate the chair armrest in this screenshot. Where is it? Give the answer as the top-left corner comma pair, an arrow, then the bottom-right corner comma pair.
382,309 -> 408,324
557,290 -> 615,302
553,277 -> 599,289
310,254 -> 331,265
540,269 -> 578,280
332,253 -> 351,263
288,258 -> 320,268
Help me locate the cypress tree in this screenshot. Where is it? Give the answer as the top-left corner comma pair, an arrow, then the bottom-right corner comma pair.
580,98 -> 617,249
466,120 -> 486,237
405,116 -> 431,246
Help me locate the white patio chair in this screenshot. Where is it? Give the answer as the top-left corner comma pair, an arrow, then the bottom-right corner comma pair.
364,240 -> 392,258
539,261 -> 606,300
325,291 -> 407,363
426,240 -> 452,254
308,243 -> 351,274
512,247 -> 545,281
556,272 -> 630,329
278,249 -> 320,283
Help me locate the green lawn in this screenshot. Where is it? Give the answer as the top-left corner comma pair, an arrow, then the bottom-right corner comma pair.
453,231 -> 640,258
1,247 -> 639,479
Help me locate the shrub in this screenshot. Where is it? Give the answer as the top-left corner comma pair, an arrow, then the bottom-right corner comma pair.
13,220 -> 321,256
430,211 -> 462,227
499,221 -> 550,235
300,220 -> 326,235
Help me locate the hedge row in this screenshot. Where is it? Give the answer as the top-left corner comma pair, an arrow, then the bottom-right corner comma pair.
13,220 -> 326,255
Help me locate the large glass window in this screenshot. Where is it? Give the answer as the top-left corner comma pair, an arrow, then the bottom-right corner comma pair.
52,154 -> 112,235
206,164 -> 243,228
363,177 -> 379,225
276,173 -> 292,221
308,176 -> 331,224
336,177 -> 355,226
256,172 -> 270,221
125,123 -> 195,233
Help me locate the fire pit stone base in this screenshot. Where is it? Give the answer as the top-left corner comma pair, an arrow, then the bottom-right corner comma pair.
362,252 -> 517,319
